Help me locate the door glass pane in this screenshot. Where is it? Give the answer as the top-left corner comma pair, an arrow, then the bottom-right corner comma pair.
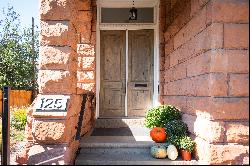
101,8 -> 154,23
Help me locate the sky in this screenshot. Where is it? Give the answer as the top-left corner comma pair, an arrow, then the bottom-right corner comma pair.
0,0 -> 39,29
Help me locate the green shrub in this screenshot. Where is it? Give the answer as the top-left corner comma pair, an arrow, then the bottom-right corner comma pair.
10,107 -> 27,131
165,120 -> 188,138
178,135 -> 195,152
168,135 -> 181,147
168,135 -> 195,152
145,105 -> 181,129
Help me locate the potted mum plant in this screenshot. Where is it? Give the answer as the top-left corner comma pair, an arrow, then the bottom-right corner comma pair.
178,135 -> 195,161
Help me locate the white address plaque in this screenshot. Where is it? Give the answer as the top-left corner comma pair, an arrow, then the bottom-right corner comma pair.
35,95 -> 70,112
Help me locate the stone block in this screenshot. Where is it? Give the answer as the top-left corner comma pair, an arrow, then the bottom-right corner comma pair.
197,117 -> 224,143
182,114 -> 225,143
225,122 -> 249,143
162,96 -> 187,111
76,22 -> 92,43
159,53 -> 165,71
40,20 -> 70,46
164,68 -> 173,83
173,62 -> 187,81
208,143 -> 249,164
210,49 -> 249,73
164,73 -> 227,97
169,23 -> 223,67
190,0 -> 209,17
77,44 -> 95,56
65,94 -> 82,118
40,0 -> 77,20
77,83 -> 96,94
186,96 -> 211,116
64,116 -> 79,141
224,23 -> 249,49
164,2 -> 191,42
78,11 -> 92,22
229,74 -> 249,97
186,96 -> 249,120
186,52 -> 210,77
209,73 -> 228,97
165,55 -> 170,70
207,0 -> 249,23
194,137 -> 249,164
39,46 -> 77,71
78,57 -> 95,71
32,119 -> 66,143
165,39 -> 174,56
174,6 -> 207,49
164,78 -> 191,96
91,32 -> 96,45
77,0 -> 91,10
77,71 -> 95,83
209,97 -> 249,120
38,70 -> 76,94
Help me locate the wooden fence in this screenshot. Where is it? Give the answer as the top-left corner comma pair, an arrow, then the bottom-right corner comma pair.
0,90 -> 32,114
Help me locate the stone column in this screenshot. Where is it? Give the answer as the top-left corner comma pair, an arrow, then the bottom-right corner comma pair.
16,0 -> 96,165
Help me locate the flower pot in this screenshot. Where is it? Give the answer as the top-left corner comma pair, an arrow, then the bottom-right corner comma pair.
181,149 -> 192,161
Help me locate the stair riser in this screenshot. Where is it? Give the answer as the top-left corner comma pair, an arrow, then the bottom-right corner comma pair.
80,147 -> 150,154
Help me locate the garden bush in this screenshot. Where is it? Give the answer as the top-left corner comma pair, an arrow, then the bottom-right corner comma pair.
168,135 -> 195,152
10,107 -> 27,131
178,135 -> 195,152
145,105 -> 181,129
165,119 -> 188,138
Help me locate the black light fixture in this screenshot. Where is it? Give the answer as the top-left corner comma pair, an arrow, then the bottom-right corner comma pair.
129,1 -> 137,20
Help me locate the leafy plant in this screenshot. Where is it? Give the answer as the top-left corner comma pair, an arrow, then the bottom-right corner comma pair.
168,135 -> 181,147
165,120 -> 188,138
145,105 -> 181,128
0,6 -> 39,90
168,135 -> 195,153
10,107 -> 27,130
178,135 -> 195,152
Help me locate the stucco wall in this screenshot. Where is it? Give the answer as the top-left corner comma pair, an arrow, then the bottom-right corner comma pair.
160,0 -> 249,164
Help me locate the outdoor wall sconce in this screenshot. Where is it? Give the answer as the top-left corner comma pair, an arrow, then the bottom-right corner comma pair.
129,1 -> 137,20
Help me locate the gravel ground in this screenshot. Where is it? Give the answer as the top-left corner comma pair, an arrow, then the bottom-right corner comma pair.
0,141 -> 26,165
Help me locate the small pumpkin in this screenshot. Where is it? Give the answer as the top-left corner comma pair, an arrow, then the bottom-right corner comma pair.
150,127 -> 167,143
150,145 -> 167,159
167,144 -> 178,160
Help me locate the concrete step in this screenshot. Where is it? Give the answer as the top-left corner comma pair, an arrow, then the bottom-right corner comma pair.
80,136 -> 154,147
75,152 -> 199,165
80,136 -> 154,154
94,118 -> 146,128
75,127 -> 200,165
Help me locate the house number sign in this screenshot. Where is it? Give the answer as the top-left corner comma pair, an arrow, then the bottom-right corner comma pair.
35,95 -> 70,112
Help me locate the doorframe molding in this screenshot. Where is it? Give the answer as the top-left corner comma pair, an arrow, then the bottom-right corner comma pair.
96,0 -> 160,118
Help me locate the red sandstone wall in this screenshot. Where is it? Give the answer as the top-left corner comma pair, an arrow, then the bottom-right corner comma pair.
21,0 -> 97,165
76,0 -> 96,94
161,0 -> 249,164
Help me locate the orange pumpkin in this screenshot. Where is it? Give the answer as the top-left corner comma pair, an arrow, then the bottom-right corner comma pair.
150,127 -> 167,143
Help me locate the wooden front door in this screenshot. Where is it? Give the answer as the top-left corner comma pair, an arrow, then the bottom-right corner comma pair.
100,30 -> 154,117
128,30 -> 154,117
100,30 -> 126,117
